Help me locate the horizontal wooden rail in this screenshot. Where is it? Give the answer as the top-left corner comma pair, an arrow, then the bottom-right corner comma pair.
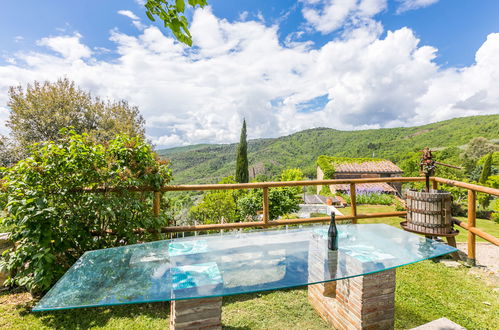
78,175 -> 498,264
78,177 -> 426,193
453,219 -> 499,246
90,211 -> 407,235
432,177 -> 499,196
152,212 -> 407,233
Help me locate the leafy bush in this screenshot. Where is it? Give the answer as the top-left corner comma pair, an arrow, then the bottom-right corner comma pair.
491,199 -> 499,224
189,176 -> 241,224
394,198 -> 406,211
340,192 -> 394,205
0,130 -> 171,293
189,170 -> 303,224
237,187 -> 301,220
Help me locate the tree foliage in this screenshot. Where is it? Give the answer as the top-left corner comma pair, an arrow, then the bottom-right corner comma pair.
235,119 -> 249,183
189,169 -> 303,224
189,176 -> 241,224
479,153 -> 493,184
280,168 -> 304,195
144,0 -> 208,46
7,78 -> 145,154
0,130 -> 172,293
237,187 -> 301,221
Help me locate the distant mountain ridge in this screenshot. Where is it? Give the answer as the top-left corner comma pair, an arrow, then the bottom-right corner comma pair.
157,115 -> 499,184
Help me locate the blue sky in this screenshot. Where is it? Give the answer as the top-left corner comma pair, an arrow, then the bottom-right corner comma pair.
0,0 -> 498,148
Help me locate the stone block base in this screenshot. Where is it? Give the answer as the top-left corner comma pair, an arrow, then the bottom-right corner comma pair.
170,297 -> 222,330
309,269 -> 396,330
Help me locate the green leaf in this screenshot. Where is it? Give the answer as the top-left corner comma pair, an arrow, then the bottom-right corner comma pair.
146,11 -> 155,21
176,0 -> 185,12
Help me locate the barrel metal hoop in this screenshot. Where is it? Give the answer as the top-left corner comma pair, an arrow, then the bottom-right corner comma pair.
408,220 -> 450,228
405,195 -> 447,202
406,207 -> 444,215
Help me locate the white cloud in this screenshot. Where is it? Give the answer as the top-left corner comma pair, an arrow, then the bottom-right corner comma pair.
301,0 -> 387,34
0,7 -> 498,148
118,10 -> 140,20
118,9 -> 145,30
37,33 -> 92,60
397,0 -> 440,14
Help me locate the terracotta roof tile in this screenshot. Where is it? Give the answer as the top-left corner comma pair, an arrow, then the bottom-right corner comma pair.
334,160 -> 402,173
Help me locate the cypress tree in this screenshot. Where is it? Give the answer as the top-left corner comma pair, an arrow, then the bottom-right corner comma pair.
236,119 -> 249,183
479,153 -> 493,184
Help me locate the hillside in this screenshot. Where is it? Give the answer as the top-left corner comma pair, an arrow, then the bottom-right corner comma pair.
157,115 -> 499,184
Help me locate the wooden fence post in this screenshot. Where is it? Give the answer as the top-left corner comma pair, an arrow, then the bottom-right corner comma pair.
432,180 -> 438,191
152,191 -> 162,239
263,187 -> 270,224
350,183 -> 357,224
467,190 -> 476,266
153,191 -> 161,217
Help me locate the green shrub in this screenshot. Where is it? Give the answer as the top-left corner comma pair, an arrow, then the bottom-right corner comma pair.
237,187 -> 301,221
491,199 -> 499,224
0,130 -> 172,293
340,192 -> 394,205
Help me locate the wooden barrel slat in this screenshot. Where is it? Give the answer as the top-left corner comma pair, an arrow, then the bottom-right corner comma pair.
404,189 -> 453,235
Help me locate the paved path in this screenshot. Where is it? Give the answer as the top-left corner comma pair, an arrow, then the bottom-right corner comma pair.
457,242 -> 499,273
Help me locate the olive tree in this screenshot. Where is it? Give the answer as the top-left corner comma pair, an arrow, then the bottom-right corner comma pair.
7,78 -> 145,152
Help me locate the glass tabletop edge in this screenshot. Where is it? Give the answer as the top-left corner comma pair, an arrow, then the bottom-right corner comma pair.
32,246 -> 458,312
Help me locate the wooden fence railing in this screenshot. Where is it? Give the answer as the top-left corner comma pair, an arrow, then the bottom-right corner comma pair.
81,176 -> 499,264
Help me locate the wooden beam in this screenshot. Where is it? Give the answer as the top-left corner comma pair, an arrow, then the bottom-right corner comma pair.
453,219 -> 499,246
262,187 -> 269,224
153,191 -> 161,216
158,212 -> 407,233
433,177 -> 499,196
467,190 -> 476,265
432,180 -> 438,191
77,177 -> 426,193
350,183 -> 357,224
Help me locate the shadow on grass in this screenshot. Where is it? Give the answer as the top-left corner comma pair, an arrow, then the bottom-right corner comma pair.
12,294 -> 170,330
222,286 -> 307,305
394,303 -> 432,329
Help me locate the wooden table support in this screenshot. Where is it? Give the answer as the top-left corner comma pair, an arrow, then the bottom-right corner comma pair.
170,297 -> 222,330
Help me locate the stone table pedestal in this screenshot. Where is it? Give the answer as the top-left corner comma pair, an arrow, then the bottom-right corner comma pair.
309,269 -> 396,330
170,297 -> 222,330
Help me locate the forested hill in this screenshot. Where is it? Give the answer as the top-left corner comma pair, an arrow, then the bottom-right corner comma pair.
157,115 -> 499,184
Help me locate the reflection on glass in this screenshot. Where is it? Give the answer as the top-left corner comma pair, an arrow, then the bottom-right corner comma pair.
34,224 -> 457,312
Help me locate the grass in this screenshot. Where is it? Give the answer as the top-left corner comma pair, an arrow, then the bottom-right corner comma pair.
1,260 -> 497,329
340,204 -> 499,243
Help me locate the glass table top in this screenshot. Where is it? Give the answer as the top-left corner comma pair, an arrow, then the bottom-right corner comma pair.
33,223 -> 457,311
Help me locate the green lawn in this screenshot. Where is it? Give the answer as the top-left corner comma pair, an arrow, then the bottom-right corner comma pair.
341,204 -> 499,243
1,260 -> 497,329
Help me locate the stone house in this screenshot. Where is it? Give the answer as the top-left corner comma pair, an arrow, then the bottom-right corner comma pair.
316,156 -> 404,195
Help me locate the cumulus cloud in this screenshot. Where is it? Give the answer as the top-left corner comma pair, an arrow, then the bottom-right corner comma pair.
396,0 -> 440,14
0,7 -> 498,147
118,9 -> 145,30
118,10 -> 140,20
37,33 -> 92,60
301,0 -> 387,34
